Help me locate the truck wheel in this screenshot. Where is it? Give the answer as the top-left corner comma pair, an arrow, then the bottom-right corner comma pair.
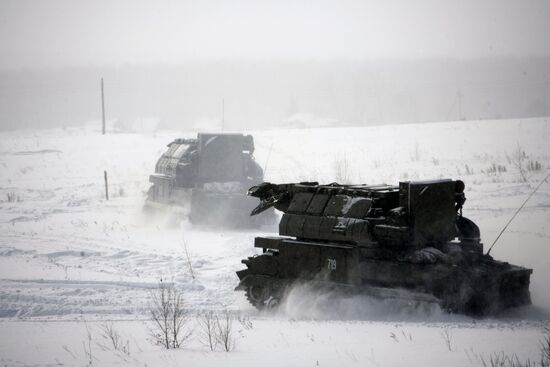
246,285 -> 266,308
265,296 -> 280,310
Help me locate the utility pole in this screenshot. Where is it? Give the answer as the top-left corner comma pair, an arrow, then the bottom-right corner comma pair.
221,98 -> 225,131
457,89 -> 464,121
101,77 -> 106,135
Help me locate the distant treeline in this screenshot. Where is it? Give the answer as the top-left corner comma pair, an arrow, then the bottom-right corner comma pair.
0,58 -> 549,131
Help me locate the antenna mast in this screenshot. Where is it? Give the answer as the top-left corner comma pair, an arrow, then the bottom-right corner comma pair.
486,172 -> 550,256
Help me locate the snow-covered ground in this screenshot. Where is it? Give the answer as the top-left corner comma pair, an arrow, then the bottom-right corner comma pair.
0,118 -> 549,366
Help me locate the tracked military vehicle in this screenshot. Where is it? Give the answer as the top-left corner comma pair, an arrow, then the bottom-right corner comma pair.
146,133 -> 272,227
236,179 -> 532,316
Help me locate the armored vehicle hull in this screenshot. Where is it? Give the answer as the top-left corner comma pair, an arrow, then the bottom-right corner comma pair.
145,133 -> 274,227
236,180 -> 532,316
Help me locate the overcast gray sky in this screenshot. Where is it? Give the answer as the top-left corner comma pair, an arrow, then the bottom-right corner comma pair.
1,0 -> 550,69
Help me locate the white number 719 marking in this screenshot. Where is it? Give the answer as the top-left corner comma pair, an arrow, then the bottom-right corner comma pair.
327,258 -> 337,270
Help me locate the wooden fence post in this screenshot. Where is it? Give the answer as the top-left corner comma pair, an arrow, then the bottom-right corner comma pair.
104,170 -> 109,200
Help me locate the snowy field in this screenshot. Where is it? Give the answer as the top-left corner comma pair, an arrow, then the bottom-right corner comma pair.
1,117 -> 549,366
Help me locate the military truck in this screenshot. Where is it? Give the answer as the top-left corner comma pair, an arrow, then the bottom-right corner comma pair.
146,133 -> 272,227
236,179 -> 532,316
